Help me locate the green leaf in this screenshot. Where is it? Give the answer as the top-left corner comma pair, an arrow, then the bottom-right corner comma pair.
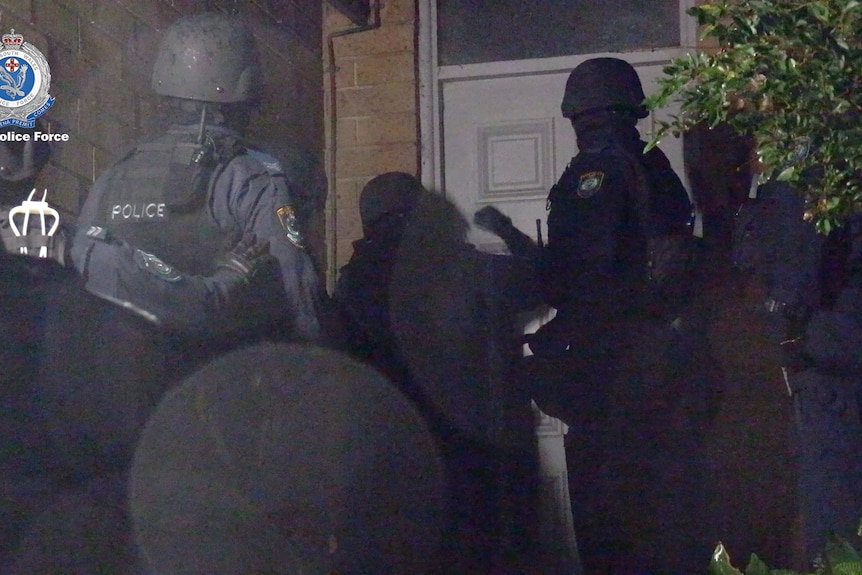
644,0 -> 862,232
808,2 -> 830,23
825,536 -> 862,567
710,543 -> 745,575
830,563 -> 862,575
744,554 -> 770,575
775,164 -> 797,183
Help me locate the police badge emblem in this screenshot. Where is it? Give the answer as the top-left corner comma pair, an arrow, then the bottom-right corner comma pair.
577,171 -> 604,198
276,205 -> 305,248
0,29 -> 54,128
133,248 -> 182,282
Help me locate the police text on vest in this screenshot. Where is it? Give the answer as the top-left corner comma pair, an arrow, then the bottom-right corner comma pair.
111,203 -> 166,220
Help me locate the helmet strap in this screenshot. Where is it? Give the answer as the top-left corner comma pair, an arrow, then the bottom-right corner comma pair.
197,103 -> 209,146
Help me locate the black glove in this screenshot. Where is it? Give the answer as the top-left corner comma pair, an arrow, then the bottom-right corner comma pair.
474,205 -> 541,261
216,233 -> 274,281
473,206 -> 512,236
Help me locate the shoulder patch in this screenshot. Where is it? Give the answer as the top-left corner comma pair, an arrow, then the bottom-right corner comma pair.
133,249 -> 182,282
246,149 -> 284,176
276,205 -> 305,249
577,171 -> 605,198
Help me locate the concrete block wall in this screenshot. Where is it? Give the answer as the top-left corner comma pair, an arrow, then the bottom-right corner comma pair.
324,0 -> 418,276
0,0 -> 325,264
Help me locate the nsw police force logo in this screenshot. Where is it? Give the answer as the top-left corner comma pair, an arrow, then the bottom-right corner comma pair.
0,30 -> 54,128
577,171 -> 604,199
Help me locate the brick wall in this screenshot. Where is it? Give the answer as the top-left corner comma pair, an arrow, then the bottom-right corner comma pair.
323,0 -> 418,276
0,0 -> 325,264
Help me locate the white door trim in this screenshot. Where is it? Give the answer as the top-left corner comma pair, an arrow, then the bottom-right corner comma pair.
417,0 -> 440,192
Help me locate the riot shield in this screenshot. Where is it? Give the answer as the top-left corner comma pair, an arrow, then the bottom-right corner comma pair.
129,342 -> 447,574
388,191 -> 499,445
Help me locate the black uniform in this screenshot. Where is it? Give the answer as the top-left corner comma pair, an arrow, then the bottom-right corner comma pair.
542,120 -> 692,322
735,189 -> 862,561
530,118 -> 693,407
527,113 -> 712,573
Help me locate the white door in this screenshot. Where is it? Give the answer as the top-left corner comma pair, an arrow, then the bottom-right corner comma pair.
418,3 -> 696,572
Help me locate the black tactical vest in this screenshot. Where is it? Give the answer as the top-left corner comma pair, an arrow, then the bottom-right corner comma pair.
96,127 -> 242,276
545,141 -> 694,319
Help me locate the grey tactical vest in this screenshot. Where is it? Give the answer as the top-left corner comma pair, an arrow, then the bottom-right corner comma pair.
96,126 -> 243,276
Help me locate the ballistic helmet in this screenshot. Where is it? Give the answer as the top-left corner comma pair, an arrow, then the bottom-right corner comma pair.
152,12 -> 263,104
561,57 -> 648,119
359,172 -> 425,232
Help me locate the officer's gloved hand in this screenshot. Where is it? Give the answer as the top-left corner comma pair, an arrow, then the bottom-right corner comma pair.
474,205 -> 541,261
215,233 -> 275,282
473,206 -> 512,237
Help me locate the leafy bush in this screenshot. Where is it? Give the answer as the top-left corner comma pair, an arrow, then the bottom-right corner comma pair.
709,537 -> 862,575
645,0 -> 862,233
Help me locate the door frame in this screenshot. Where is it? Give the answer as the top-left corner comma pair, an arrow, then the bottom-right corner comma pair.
418,0 -> 699,194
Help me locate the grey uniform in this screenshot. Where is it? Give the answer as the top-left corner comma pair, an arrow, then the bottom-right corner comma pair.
70,123 -> 324,341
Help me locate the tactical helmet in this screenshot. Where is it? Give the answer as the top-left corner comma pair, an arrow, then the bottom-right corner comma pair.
359,172 -> 425,231
152,12 -> 263,104
561,57 -> 649,119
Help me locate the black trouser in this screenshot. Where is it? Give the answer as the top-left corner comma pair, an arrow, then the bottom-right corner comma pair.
790,369 -> 862,562
521,316 -> 720,574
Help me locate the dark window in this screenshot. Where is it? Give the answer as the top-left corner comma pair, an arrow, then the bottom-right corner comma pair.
437,1 -> 680,66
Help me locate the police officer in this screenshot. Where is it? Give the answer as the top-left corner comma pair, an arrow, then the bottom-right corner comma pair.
333,172 -> 424,391
25,8 -> 330,525
69,12 -> 326,342
735,184 -> 862,562
335,172 -> 541,404
796,244 -> 862,562
539,57 -> 693,334
526,57 -> 707,573
2,15 -> 330,569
